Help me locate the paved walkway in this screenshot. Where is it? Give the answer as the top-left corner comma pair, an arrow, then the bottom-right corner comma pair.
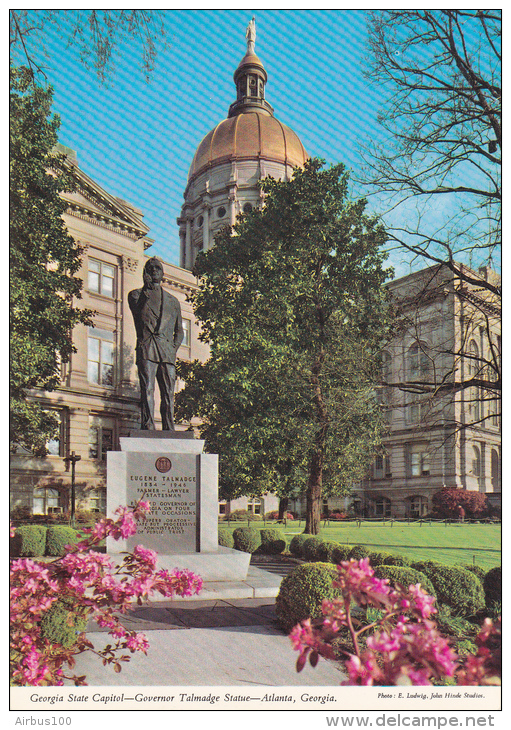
71,560 -> 344,687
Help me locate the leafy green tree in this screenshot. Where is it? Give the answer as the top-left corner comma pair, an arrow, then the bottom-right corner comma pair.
10,66 -> 92,453
176,159 -> 393,533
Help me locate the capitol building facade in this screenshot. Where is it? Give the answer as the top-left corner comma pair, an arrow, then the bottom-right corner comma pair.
10,23 -> 500,520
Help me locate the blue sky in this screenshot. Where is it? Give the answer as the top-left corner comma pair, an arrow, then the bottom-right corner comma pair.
11,9 -> 498,277
13,9 -> 388,266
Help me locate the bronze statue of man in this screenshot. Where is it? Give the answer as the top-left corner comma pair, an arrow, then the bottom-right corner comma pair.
128,257 -> 184,430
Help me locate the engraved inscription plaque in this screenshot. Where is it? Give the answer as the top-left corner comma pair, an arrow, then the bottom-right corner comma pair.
126,451 -> 199,553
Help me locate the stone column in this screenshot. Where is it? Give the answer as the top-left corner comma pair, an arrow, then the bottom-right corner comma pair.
203,205 -> 210,251
185,217 -> 192,269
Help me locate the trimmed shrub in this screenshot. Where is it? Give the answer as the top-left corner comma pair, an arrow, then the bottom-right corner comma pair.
373,565 -> 437,599
232,527 -> 261,553
302,537 -> 328,562
45,526 -> 79,557
218,530 -> 234,548
289,534 -> 309,558
383,554 -> 412,567
40,600 -> 87,648
227,509 -> 251,521
483,566 -> 501,610
259,528 -> 286,555
14,525 -> 47,557
412,562 -> 484,616
462,564 -> 485,584
348,545 -> 370,560
367,551 -> 394,566
264,511 -> 294,521
327,543 -> 352,564
275,562 -> 340,633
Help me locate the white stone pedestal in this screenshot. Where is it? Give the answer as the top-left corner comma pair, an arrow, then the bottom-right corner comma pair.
106,434 -> 249,582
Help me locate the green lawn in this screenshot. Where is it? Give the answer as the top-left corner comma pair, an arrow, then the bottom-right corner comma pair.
221,521 -> 501,571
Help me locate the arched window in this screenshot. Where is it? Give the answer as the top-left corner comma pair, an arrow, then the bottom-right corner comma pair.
472,445 -> 481,487
243,202 -> 253,214
491,450 -> 500,491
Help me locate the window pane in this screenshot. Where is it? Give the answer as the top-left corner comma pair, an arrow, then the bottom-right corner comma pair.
89,427 -> 99,458
102,270 -> 114,297
47,438 -> 60,456
89,260 -> 100,272
101,429 -> 114,460
88,337 -> 100,362
102,363 -> 113,386
102,341 -> 114,365
88,271 -> 100,292
88,361 -> 100,384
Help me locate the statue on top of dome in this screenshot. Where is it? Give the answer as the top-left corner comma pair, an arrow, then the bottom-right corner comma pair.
246,17 -> 256,53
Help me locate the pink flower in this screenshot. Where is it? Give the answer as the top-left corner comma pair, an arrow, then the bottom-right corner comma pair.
133,545 -> 158,570
125,632 -> 150,653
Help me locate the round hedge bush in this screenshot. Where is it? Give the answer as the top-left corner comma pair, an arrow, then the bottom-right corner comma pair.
373,565 -> 437,600
289,534 -> 309,558
276,562 -> 340,633
461,564 -> 485,584
412,562 -> 484,616
327,543 -> 352,564
383,554 -> 412,567
302,537 -> 328,562
259,528 -> 287,555
483,566 -> 501,609
14,525 -> 47,557
45,526 -> 79,557
367,551 -> 394,566
218,530 -> 234,548
232,527 -> 261,553
348,545 -> 370,560
40,599 -> 87,648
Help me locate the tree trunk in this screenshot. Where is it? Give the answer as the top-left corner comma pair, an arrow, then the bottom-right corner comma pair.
278,497 -> 289,521
304,449 -> 322,534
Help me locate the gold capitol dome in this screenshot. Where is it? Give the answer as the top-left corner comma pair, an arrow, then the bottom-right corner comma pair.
187,17 -> 309,183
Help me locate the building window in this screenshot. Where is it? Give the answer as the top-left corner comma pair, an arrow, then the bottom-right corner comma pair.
243,202 -> 253,214
408,495 -> 428,518
491,449 -> 500,491
467,340 -> 480,422
408,342 -> 430,379
88,259 -> 115,298
44,410 -> 66,456
89,416 -> 115,460
374,455 -> 384,479
408,443 -> 430,477
219,503 -> 227,515
217,206 -> 226,218
385,454 -> 392,477
197,215 -> 204,228
88,489 -> 106,514
374,497 -> 391,517
33,487 -> 61,516
472,445 -> 481,478
88,328 -> 114,386
181,318 -> 191,348
247,497 -> 262,514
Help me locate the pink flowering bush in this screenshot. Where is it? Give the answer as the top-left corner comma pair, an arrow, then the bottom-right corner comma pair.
289,558 -> 501,686
10,501 -> 203,686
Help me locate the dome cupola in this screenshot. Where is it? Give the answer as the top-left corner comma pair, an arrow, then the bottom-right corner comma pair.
178,17 -> 309,270
228,18 -> 274,118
